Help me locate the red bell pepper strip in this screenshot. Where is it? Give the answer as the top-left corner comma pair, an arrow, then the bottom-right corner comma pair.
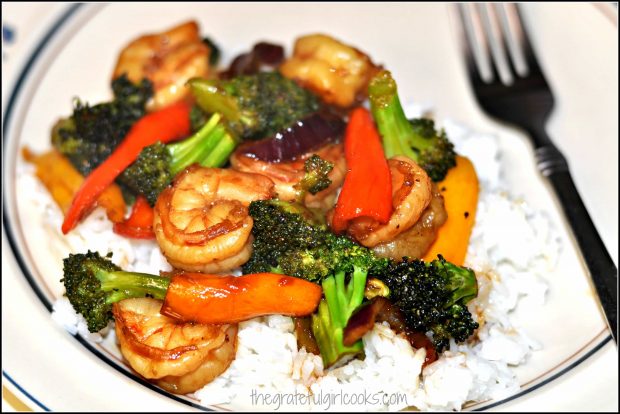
332,107 -> 393,233
113,195 -> 155,239
62,101 -> 191,234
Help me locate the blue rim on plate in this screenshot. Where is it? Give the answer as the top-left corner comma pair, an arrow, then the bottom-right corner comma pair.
2,371 -> 50,411
1,3 -> 614,411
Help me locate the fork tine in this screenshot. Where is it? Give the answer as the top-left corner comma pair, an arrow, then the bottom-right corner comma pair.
493,3 -> 529,77
493,3 -> 548,81
457,3 -> 495,85
511,4 -> 547,78
463,3 -> 548,86
456,3 -> 483,84
476,3 -> 514,85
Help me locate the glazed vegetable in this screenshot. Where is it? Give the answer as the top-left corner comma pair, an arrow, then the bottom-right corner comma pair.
220,41 -> 284,79
22,148 -> 126,223
62,251 -> 321,332
331,107 -> 392,233
369,70 -> 456,182
119,112 -> 238,205
311,267 -> 367,368
294,154 -> 334,199
188,72 -> 320,140
61,101 -> 191,234
293,317 -> 320,355
52,75 -> 153,176
376,256 -> 479,352
203,37 -> 222,66
237,111 -> 345,162
423,155 -> 479,265
343,296 -> 438,366
364,278 -> 390,300
62,251 -> 168,332
112,195 -> 155,239
189,104 -> 209,132
161,272 -> 322,324
245,200 -> 479,353
243,199 -> 389,282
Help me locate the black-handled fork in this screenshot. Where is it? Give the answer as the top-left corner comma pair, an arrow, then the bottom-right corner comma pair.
456,3 -> 617,342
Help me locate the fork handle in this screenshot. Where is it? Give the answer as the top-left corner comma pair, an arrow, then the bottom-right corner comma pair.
536,145 -> 618,343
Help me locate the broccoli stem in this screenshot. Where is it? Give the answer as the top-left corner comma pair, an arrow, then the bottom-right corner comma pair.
62,251 -> 175,332
312,267 -> 367,368
200,129 -> 238,168
189,73 -> 320,141
188,78 -> 259,141
167,113 -> 236,175
120,111 -> 240,206
368,71 -> 422,160
188,79 -> 241,123
369,70 -> 457,182
95,269 -> 170,304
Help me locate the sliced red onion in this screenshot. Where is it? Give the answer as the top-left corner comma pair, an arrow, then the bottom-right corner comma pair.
293,316 -> 320,355
253,42 -> 285,65
220,42 -> 285,79
343,296 -> 438,367
238,112 -> 345,162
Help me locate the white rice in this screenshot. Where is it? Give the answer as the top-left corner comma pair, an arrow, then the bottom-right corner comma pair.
29,110 -> 561,411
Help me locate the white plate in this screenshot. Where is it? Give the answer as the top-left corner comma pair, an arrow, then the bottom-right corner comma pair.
2,3 -> 618,411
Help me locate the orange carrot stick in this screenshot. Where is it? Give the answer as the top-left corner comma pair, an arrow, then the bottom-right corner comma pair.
161,272 -> 323,324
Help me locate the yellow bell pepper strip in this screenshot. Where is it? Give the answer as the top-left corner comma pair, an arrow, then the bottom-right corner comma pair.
61,101 -> 191,234
22,147 -> 126,223
423,155 -> 479,266
331,107 -> 392,233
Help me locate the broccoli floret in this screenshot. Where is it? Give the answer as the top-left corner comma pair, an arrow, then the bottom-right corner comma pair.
376,256 -> 479,352
292,154 -> 334,203
61,251 -> 170,332
189,72 -> 320,140
189,104 -> 209,132
119,112 -> 238,205
243,199 -> 388,282
312,267 -> 367,368
245,200 -> 479,354
368,70 -> 456,181
245,201 -> 374,367
298,154 -> 334,195
52,75 -> 153,176
242,199 -> 331,279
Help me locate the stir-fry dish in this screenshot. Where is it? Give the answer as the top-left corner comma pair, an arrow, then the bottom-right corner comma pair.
23,20 -> 560,410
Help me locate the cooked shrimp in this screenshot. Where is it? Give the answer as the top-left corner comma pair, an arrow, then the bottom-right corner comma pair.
153,165 -> 275,272
112,21 -> 210,111
372,183 -> 447,259
113,298 -> 237,394
345,156 -> 433,247
280,34 -> 380,108
230,143 -> 346,210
